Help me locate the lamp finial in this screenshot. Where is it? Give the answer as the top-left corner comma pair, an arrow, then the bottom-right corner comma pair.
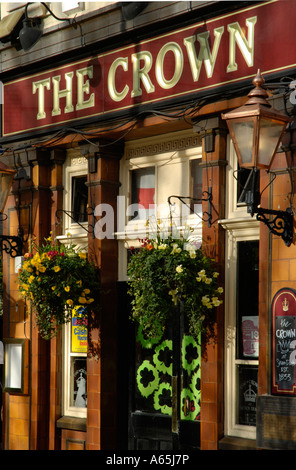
247,69 -> 270,107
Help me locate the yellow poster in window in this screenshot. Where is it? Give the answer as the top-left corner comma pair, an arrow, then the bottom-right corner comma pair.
71,308 -> 88,353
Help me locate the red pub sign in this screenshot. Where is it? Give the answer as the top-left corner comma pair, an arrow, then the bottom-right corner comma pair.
272,288 -> 296,395
3,0 -> 296,137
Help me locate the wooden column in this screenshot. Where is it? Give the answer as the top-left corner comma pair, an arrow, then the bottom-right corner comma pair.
198,119 -> 227,450
48,150 -> 66,450
85,143 -> 123,450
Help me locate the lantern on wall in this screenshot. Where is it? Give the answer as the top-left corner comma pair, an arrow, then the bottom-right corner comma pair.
222,70 -> 294,246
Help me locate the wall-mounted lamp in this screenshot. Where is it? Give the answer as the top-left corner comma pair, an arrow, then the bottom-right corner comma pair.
0,163 -> 23,257
19,2 -> 76,51
222,69 -> 293,246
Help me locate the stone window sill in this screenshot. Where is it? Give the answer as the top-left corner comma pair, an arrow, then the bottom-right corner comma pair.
218,436 -> 257,450
56,416 -> 87,432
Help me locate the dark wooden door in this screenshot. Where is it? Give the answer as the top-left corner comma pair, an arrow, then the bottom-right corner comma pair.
128,303 -> 201,450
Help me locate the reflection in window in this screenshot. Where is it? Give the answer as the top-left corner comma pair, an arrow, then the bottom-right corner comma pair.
71,175 -> 88,223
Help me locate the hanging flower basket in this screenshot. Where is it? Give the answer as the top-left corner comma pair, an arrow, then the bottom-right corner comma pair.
127,236 -> 223,343
18,235 -> 100,339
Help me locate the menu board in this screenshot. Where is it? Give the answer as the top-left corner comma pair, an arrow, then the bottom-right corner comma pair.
272,288 -> 296,395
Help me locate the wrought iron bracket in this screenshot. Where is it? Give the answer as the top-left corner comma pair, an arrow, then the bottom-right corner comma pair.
255,206 -> 294,247
168,189 -> 213,228
244,169 -> 294,247
0,234 -> 23,258
55,207 -> 96,238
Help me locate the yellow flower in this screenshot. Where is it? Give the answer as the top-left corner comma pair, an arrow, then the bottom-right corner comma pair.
23,261 -> 31,271
79,297 -> 86,304
53,266 -> 61,272
217,287 -> 224,294
76,280 -> 82,287
202,295 -> 210,305
176,265 -> 183,273
28,275 -> 35,284
86,298 -> 94,304
38,265 -> 46,273
79,252 -> 87,259
51,286 -> 56,291
66,299 -> 73,306
64,286 -> 70,292
83,288 -> 90,295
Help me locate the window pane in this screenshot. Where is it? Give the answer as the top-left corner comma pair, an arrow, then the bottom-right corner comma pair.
237,365 -> 258,426
190,159 -> 202,214
237,168 -> 260,205
131,167 -> 155,220
70,357 -> 87,408
237,240 -> 259,359
71,176 -> 88,223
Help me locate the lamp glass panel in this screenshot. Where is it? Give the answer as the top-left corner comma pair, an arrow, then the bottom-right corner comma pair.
258,119 -> 286,168
230,120 -> 254,165
0,171 -> 14,212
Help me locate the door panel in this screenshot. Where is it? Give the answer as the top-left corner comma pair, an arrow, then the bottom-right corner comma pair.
129,310 -> 201,450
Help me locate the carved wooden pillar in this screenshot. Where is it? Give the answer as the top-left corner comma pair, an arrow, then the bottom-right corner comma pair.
197,118 -> 227,450
85,142 -> 123,450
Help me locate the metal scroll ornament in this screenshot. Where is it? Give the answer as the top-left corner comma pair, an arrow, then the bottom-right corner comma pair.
0,234 -> 23,258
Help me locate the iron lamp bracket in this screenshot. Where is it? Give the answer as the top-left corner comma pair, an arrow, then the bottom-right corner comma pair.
244,169 -> 294,247
0,234 -> 23,258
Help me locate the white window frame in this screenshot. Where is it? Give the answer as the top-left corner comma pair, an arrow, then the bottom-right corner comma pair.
57,149 -> 88,249
117,129 -> 203,281
224,226 -> 259,439
62,321 -> 87,418
220,137 -> 260,440
58,148 -> 88,418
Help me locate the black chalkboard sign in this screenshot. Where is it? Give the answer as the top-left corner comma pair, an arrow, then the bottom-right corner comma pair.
272,288 -> 296,395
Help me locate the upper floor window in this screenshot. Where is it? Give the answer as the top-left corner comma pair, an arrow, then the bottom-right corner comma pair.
59,150 -> 88,246
71,175 -> 88,223
117,130 -> 203,280
130,167 -> 155,220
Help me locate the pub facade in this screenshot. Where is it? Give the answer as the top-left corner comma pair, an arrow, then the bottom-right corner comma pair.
1,0 -> 296,451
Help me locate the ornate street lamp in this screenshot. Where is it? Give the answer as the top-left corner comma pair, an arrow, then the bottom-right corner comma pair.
0,163 -> 23,257
222,69 -> 294,247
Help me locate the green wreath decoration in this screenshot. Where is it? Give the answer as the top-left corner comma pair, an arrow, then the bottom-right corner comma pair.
190,369 -> 201,395
153,383 -> 172,415
153,340 -> 172,375
181,335 -> 200,374
136,360 -> 159,398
